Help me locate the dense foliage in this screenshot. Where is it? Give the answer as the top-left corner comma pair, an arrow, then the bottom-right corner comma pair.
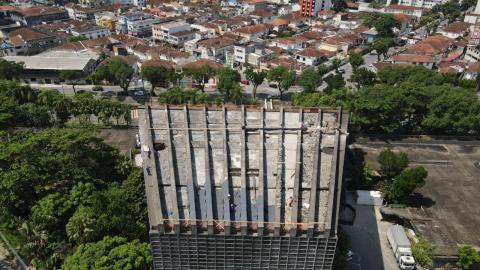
376,149 -> 427,203
294,66 -> 480,135
0,128 -> 148,269
457,246 -> 480,270
157,86 -> 210,104
0,81 -> 132,128
412,236 -> 434,268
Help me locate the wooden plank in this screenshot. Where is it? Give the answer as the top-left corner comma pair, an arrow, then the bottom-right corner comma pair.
163,105 -> 180,233
202,106 -> 215,234
184,105 -> 197,234
290,108 -> 303,236
274,107 -> 284,236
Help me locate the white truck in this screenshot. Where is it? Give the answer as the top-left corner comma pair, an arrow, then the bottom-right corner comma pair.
387,225 -> 416,270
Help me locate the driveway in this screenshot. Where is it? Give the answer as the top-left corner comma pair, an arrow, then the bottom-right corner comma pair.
342,192 -> 399,270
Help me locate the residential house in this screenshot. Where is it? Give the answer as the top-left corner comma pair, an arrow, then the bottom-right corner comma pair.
392,54 -> 436,69
242,0 -> 267,13
152,21 -> 194,46
270,37 -> 304,51
65,4 -> 96,21
3,27 -> 64,56
191,36 -> 235,62
404,35 -> 455,57
439,21 -> 470,39
463,62 -> 480,80
248,9 -> 275,23
354,25 -> 379,43
191,22 -> 218,38
332,12 -> 361,30
270,16 -> 289,33
319,33 -> 364,55
383,4 -> 428,18
35,20 -> 110,40
116,12 -> 160,37
154,47 -> 193,66
95,12 -> 119,32
295,48 -> 327,66
234,23 -> 272,40
10,6 -> 69,26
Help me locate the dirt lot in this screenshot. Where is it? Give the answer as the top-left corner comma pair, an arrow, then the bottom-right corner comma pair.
350,138 -> 480,256
97,128 -> 137,156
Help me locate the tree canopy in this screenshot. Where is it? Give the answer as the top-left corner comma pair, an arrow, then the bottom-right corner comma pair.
267,66 -> 296,99
183,65 -> 217,92
245,67 -> 267,100
93,59 -> 134,93
0,128 -> 148,269
0,59 -> 24,80
217,67 -> 241,100
140,65 -> 175,96
300,68 -> 321,93
363,13 -> 401,37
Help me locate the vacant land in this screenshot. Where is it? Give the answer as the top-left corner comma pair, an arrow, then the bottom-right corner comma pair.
350,137 -> 480,256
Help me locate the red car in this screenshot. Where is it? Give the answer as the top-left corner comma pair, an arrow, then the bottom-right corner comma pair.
241,80 -> 249,85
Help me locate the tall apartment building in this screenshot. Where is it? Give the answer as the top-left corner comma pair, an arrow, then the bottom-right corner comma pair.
139,105 -> 349,270
397,0 -> 447,9
300,0 -> 332,17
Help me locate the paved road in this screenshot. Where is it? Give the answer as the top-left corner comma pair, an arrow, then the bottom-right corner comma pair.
342,193 -> 399,270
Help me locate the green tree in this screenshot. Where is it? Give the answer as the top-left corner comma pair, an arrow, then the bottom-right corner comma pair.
245,67 -> 267,100
59,70 -> 83,95
62,236 -> 151,270
349,52 -> 364,71
217,67 -> 241,100
267,66 -> 296,100
68,35 -> 88,42
317,64 -> 330,79
370,38 -> 393,62
140,65 -> 174,96
229,84 -> 244,104
94,59 -> 134,94
183,65 -> 217,92
457,246 -> 480,270
300,68 -> 320,93
381,166 -> 428,203
363,13 -> 400,37
422,88 -> 480,135
331,58 -> 342,73
350,67 -> 376,89
332,0 -> 347,12
0,59 -> 24,80
412,236 -> 434,268
378,149 -> 409,179
325,74 -> 345,92
66,206 -> 101,244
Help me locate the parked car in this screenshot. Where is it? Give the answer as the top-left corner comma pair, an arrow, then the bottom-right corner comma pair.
241,80 -> 249,85
337,69 -> 346,74
92,85 -> 103,91
267,94 -> 280,99
269,83 -> 278,88
133,90 -> 146,96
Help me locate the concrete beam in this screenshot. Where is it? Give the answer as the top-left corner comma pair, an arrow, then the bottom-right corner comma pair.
290,108 -> 303,236
257,107 -> 265,236
202,106 -> 215,234
144,106 -> 165,233
308,110 -> 323,237
164,105 -> 180,233
324,128 -> 340,237
222,106 -> 232,235
274,107 -> 284,236
240,105 -> 248,235
184,105 -> 198,234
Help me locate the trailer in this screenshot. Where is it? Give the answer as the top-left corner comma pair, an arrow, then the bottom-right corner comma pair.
387,225 -> 416,270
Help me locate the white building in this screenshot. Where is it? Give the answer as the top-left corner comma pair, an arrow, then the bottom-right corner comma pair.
116,13 -> 160,37
152,21 -> 192,45
295,48 -> 326,66
397,0 -> 447,9
465,0 -> 480,24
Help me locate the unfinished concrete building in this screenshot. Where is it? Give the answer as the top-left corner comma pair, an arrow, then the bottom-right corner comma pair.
138,104 -> 349,270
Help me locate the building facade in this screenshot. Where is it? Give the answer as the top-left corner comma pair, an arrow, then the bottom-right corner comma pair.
300,0 -> 332,17
139,105 -> 349,270
397,0 -> 447,8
